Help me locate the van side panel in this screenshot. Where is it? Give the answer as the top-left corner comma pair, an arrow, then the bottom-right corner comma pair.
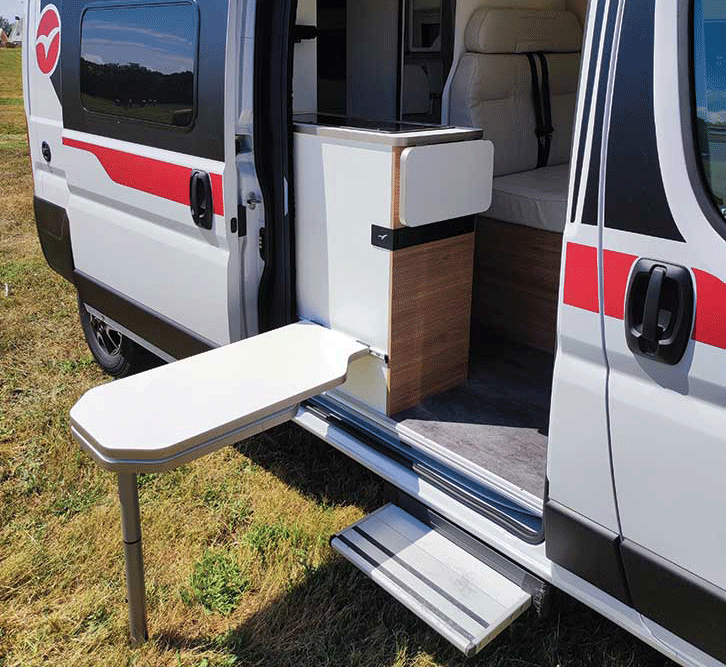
545,0 -> 630,603
26,0 -> 72,269
57,0 -> 239,349
600,0 -> 726,660
546,0 -> 620,532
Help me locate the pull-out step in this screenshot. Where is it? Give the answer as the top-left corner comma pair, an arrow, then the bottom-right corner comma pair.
331,504 -> 532,656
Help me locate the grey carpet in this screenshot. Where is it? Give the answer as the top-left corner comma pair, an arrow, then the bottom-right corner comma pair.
394,336 -> 553,498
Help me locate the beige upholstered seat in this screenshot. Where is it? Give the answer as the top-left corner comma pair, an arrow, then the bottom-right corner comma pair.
487,163 -> 571,232
449,6 -> 582,232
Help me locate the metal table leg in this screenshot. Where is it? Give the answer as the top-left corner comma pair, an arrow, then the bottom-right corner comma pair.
117,472 -> 148,646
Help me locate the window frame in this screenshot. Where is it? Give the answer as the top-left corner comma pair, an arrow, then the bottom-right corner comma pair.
78,0 -> 200,132
679,0 -> 726,241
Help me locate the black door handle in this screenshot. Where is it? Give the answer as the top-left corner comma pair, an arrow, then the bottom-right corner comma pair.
189,170 -> 213,230
624,259 -> 694,365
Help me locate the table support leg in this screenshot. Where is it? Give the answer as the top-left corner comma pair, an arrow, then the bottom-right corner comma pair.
117,472 -> 148,646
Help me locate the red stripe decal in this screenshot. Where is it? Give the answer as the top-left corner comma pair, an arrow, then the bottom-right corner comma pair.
63,137 -> 224,216
692,269 -> 726,349
563,244 -> 638,317
603,249 -> 637,320
563,242 -> 599,313
565,244 -> 726,351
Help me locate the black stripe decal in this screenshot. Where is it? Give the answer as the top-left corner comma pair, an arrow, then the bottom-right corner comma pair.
371,216 -> 475,251
570,0 -> 608,223
581,0 -> 621,226
335,534 -> 477,643
352,526 -> 490,629
603,0 -> 685,241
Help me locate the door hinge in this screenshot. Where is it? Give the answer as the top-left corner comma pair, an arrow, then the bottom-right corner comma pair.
245,192 -> 262,210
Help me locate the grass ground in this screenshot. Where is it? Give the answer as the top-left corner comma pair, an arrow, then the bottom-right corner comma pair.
0,49 -> 674,667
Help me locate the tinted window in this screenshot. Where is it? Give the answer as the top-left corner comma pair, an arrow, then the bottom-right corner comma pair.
694,0 -> 726,218
80,3 -> 198,127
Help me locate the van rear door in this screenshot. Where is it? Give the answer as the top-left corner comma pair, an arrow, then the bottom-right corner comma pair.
598,0 -> 726,661
59,0 -> 247,358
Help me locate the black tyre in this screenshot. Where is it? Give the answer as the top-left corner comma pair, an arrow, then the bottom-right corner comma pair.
78,297 -> 160,377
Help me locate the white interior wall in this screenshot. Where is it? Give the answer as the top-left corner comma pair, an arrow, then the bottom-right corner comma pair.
293,0 -> 318,113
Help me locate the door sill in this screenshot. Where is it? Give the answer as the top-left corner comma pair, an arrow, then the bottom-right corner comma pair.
324,390 -> 543,513
308,393 -> 544,544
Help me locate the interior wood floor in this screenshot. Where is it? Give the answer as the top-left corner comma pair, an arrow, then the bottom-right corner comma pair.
393,332 -> 554,498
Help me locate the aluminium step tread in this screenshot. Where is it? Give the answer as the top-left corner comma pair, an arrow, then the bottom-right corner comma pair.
331,503 -> 532,656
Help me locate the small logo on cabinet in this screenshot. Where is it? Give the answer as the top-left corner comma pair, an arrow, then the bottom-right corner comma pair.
36,5 -> 61,76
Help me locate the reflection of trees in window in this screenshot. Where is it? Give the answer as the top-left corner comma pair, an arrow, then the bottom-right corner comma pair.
80,59 -> 194,126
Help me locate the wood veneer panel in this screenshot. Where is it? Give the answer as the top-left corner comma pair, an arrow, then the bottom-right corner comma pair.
473,217 -> 563,353
390,146 -> 404,229
388,232 -> 475,415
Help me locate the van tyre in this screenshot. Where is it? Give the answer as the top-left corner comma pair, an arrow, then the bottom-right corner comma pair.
78,297 -> 159,378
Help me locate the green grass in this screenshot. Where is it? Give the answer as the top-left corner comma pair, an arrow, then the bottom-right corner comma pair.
0,49 -> 22,98
181,550 -> 251,616
0,48 -> 676,666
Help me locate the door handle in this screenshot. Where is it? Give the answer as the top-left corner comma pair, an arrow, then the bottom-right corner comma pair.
189,170 -> 214,230
641,265 -> 666,347
624,259 -> 694,365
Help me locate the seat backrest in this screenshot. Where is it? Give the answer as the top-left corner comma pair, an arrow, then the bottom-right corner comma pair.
449,7 -> 582,176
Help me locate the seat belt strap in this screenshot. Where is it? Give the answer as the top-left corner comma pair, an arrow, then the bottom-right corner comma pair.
525,53 -> 553,169
536,52 -> 553,167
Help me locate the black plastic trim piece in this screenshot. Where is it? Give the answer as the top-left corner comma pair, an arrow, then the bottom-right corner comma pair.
678,0 -> 726,242
371,216 -> 475,250
544,499 -> 631,605
237,204 -> 247,237
602,0 -> 685,241
254,0 -> 298,333
621,539 -> 726,663
34,197 -> 75,283
74,270 -> 215,360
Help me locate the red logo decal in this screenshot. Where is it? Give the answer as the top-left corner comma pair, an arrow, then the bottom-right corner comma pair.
36,5 -> 61,76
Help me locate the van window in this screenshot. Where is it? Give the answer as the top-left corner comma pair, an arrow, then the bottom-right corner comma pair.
80,3 -> 198,127
694,0 -> 726,218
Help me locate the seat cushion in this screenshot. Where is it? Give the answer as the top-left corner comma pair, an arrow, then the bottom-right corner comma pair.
465,7 -> 582,54
487,163 -> 570,232
449,52 -> 580,176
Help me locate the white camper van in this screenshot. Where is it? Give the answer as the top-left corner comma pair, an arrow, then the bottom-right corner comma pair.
23,0 -> 726,663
